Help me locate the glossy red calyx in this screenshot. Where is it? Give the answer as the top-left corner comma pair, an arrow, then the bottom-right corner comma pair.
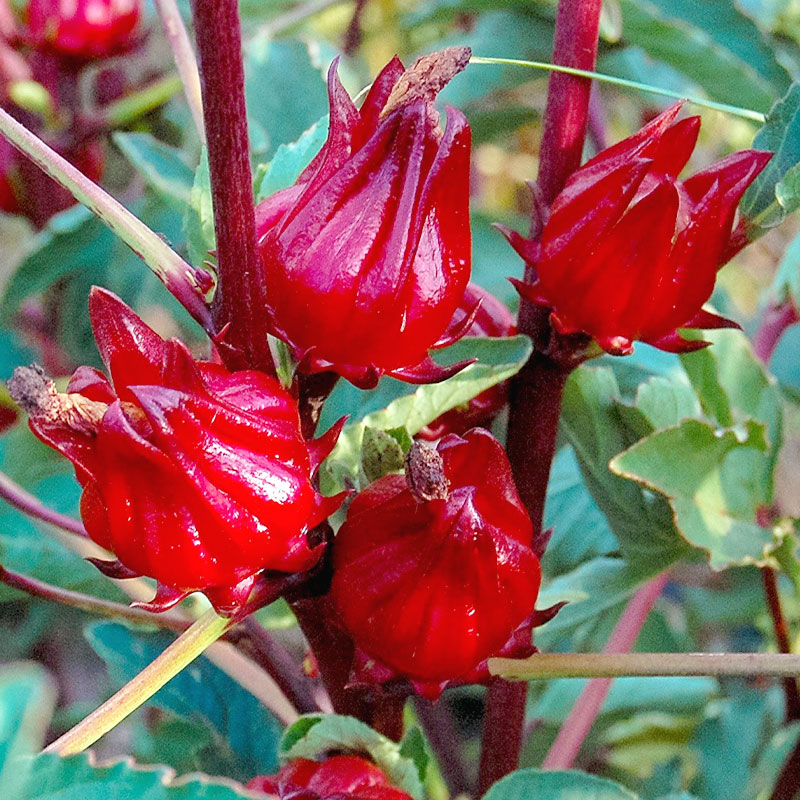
15,288 -> 346,614
331,429 -> 541,683
417,283 -> 515,440
504,102 -> 771,355
27,0 -> 141,59
256,48 -> 473,389
247,755 -> 414,800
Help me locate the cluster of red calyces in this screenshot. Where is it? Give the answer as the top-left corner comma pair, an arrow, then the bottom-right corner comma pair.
248,756 -> 413,800
11,289 -> 346,614
256,48 -> 473,389
418,282 -> 515,440
0,0 -> 143,224
331,430 -> 541,693
504,103 -> 771,355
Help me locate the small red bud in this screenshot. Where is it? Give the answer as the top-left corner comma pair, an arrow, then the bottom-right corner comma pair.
331,428 -> 541,683
247,756 -> 414,800
506,102 -> 772,355
256,49 -> 473,389
11,288 -> 346,614
27,0 -> 141,60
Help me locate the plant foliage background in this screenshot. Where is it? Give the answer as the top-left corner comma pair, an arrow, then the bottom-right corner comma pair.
3,0 -> 800,798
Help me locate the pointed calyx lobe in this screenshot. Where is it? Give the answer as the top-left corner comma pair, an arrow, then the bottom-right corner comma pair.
330,428 -> 541,688
256,48 -> 473,389
11,288 -> 346,615
504,102 -> 771,355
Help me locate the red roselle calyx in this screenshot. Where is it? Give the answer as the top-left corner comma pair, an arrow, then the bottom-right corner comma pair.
256,48 -> 473,389
9,288 -> 346,614
27,0 -> 141,60
417,282 -> 515,441
504,102 -> 771,355
248,755 -> 414,800
331,430 -> 541,686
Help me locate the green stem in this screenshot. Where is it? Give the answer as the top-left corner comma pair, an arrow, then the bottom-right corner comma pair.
102,74 -> 184,128
469,56 -> 767,123
44,609 -> 231,756
489,651 -> 800,680
0,108 -> 213,331
153,0 -> 205,139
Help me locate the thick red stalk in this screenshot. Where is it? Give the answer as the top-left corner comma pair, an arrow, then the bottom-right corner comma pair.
535,0 -> 603,210
541,572 -> 669,769
191,0 -> 272,371
477,1 -> 602,792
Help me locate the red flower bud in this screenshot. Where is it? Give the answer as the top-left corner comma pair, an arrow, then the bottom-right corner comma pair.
12,288 -> 346,613
417,283 -> 515,440
504,103 -> 771,355
27,0 -> 141,59
256,49 -> 473,389
331,430 -> 541,682
248,756 -> 413,800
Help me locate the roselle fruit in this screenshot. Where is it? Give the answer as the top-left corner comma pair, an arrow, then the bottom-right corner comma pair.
248,756 -> 414,800
417,283 -> 515,440
504,102 -> 771,354
256,48 -> 473,389
331,430 -> 541,683
27,0 -> 141,59
27,0 -> 142,60
10,288 -> 346,614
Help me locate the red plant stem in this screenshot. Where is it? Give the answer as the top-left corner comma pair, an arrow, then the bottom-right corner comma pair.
414,697 -> 470,797
770,741 -> 800,800
752,306 -> 800,723
541,572 -> 669,769
477,1 -> 602,793
0,564 -> 190,631
0,469 -> 87,537
236,617 -> 321,714
191,0 -> 272,372
535,0 -> 603,209
762,567 -> 800,721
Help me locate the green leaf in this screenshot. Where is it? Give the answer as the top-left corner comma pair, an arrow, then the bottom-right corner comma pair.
1,205 -> 115,320
320,335 -> 532,494
680,329 -> 783,496
610,419 -> 785,569
0,664 -> 55,799
244,37 -> 329,159
560,367 -> 689,566
770,228 -> 800,306
113,133 -> 194,209
85,621 -> 282,781
398,727 -> 429,785
254,116 -> 328,201
535,557 -> 667,650
22,753 -> 256,799
690,692 -> 774,800
542,446 -> 618,578
746,721 -> 800,800
741,82 -> 800,235
280,714 -> 424,800
483,768 -> 639,800
532,676 -> 717,724
618,0 -> 786,113
184,151 -> 216,268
